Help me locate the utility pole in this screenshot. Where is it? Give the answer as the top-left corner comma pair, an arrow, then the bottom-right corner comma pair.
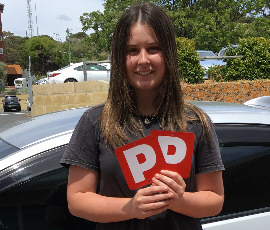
66,28 -> 71,64
28,56 -> 33,108
83,58 -> 87,81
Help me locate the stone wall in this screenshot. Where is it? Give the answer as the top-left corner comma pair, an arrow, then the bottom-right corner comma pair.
182,80 -> 270,103
31,80 -> 109,116
25,79 -> 270,116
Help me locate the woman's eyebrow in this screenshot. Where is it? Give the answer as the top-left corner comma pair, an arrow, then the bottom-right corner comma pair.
127,42 -> 160,46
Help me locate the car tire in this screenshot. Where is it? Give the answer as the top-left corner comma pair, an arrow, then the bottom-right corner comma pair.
64,78 -> 77,83
4,108 -> 8,112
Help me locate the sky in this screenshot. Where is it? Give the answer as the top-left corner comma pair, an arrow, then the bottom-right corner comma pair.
1,0 -> 104,42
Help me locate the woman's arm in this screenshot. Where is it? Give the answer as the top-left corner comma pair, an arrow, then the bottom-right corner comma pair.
152,170 -> 224,218
67,165 -> 174,223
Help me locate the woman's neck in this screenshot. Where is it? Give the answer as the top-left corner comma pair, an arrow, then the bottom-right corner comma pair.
135,90 -> 157,115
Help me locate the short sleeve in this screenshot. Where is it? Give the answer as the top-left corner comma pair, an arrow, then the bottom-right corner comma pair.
195,118 -> 225,174
60,108 -> 101,172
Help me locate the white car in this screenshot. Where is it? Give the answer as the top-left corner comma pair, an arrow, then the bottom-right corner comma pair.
197,50 -> 226,79
48,62 -> 110,84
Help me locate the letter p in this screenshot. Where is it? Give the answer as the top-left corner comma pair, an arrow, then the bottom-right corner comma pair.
123,144 -> 156,183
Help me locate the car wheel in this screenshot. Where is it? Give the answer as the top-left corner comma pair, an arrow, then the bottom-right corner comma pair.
64,78 -> 77,83
17,108 -> 21,112
4,108 -> 8,112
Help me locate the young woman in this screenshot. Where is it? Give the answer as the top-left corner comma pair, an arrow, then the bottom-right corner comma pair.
61,3 -> 224,230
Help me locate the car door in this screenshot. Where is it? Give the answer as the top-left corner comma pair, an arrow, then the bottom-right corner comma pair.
0,146 -> 96,230
202,123 -> 270,229
86,63 -> 110,82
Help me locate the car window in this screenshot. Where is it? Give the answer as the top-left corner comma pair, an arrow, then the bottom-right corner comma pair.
86,63 -> 107,71
0,139 -> 20,159
197,51 -> 216,57
5,96 -> 19,102
0,168 -> 95,230
74,65 -> 83,71
203,124 -> 270,222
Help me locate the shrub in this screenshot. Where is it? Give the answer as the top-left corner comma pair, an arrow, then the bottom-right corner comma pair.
207,65 -> 226,82
224,37 -> 270,81
176,37 -> 204,84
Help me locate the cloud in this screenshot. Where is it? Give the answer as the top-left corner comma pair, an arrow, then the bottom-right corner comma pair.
56,14 -> 72,21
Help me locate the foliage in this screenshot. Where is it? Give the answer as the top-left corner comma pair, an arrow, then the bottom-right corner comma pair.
161,0 -> 270,53
176,37 -> 204,84
19,35 -> 69,76
0,62 -> 7,82
80,0 -> 151,59
62,32 -> 95,63
81,0 -> 270,55
224,37 -> 270,81
207,65 -> 226,82
3,32 -> 28,65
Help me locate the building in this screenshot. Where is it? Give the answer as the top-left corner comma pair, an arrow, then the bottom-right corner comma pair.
6,65 -> 22,86
0,4 -> 5,63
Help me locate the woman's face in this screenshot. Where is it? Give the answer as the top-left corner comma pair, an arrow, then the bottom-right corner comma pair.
125,23 -> 165,94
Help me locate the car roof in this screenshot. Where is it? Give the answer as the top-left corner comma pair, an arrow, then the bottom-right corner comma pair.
191,100 -> 270,125
1,100 -> 270,173
1,100 -> 270,149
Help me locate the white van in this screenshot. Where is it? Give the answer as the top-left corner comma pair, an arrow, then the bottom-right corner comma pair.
14,78 -> 27,89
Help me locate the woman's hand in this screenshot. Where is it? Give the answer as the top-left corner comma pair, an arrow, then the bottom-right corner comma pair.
129,184 -> 174,219
152,170 -> 186,210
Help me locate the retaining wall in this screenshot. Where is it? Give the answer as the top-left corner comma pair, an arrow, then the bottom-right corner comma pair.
182,80 -> 270,103
31,80 -> 109,116
27,79 -> 270,116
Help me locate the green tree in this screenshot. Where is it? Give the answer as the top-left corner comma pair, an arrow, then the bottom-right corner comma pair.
81,0 -> 270,54
61,32 -> 96,63
161,0 -> 270,52
176,37 -> 204,84
3,31 -> 27,64
19,35 -> 68,75
224,37 -> 270,81
80,0 -> 150,59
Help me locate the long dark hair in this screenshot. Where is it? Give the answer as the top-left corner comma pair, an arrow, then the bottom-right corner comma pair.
101,3 -> 210,148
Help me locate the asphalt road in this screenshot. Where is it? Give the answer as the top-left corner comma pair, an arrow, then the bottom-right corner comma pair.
0,109 -> 31,129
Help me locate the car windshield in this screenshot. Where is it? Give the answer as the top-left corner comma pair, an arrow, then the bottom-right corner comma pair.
197,51 -> 216,57
0,107 -> 88,157
5,96 -> 18,102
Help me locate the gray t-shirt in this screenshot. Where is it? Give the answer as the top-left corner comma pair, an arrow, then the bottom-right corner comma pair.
60,104 -> 224,230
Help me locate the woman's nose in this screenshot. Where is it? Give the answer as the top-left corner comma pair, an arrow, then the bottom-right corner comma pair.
138,49 -> 150,64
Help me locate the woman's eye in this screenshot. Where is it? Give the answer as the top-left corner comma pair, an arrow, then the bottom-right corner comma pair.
148,46 -> 161,53
127,48 -> 138,55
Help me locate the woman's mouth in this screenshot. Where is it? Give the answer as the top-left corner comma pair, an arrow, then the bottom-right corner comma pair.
136,70 -> 153,76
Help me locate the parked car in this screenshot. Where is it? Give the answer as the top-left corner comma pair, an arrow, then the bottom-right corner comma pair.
14,78 -> 27,89
0,97 -> 270,229
47,62 -> 110,84
36,78 -> 48,85
197,50 -> 226,78
218,44 -> 238,56
47,63 -> 76,78
2,95 -> 21,112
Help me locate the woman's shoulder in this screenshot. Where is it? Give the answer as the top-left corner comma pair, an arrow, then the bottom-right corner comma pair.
81,103 -> 105,122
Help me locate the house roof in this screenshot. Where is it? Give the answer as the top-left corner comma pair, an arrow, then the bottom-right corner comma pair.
7,65 -> 22,75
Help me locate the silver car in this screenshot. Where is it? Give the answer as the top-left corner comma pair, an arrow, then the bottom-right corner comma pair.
0,97 -> 270,229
